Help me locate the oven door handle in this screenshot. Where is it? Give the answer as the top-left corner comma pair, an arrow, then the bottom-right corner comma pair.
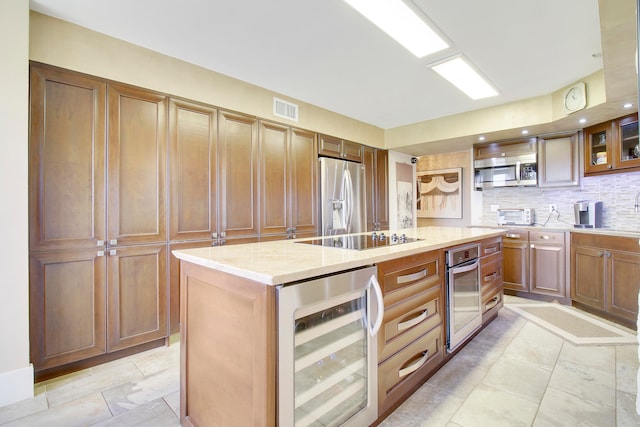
450,258 -> 480,273
368,274 -> 384,336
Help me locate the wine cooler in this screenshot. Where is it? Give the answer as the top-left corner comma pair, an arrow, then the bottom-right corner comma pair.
277,266 -> 383,426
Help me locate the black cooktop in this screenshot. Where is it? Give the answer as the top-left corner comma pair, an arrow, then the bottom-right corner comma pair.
296,232 -> 421,250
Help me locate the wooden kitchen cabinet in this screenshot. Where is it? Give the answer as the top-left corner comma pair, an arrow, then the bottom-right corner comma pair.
106,243 -> 168,352
107,83 -> 168,246
219,110 -> 260,239
537,132 -> 580,187
259,122 -> 318,239
502,230 -> 529,293
168,99 -> 218,242
29,64 -> 170,376
318,133 -> 362,162
529,231 -> 567,298
29,64 -> 106,253
584,113 -> 640,175
479,236 -> 503,322
376,251 -> 444,416
571,233 -> 640,328
363,146 -> 390,231
29,249 -> 107,370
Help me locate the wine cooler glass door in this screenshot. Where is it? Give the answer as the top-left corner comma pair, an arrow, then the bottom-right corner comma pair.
277,265 -> 381,427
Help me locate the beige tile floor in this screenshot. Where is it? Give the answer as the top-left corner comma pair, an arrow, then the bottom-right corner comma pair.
0,296 -> 638,426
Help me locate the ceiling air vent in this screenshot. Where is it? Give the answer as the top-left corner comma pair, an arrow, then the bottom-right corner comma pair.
273,97 -> 299,122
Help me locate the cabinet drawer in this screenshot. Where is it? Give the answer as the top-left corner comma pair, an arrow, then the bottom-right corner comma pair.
378,254 -> 440,305
480,252 -> 503,292
530,231 -> 564,243
503,230 -> 528,242
379,289 -> 441,362
482,288 -> 503,323
378,325 -> 444,414
481,237 -> 502,257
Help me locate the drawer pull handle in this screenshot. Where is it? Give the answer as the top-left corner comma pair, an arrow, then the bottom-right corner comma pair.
398,350 -> 429,378
505,233 -> 521,239
484,272 -> 498,282
485,295 -> 501,311
484,246 -> 498,254
540,235 -> 550,240
397,268 -> 428,284
397,309 -> 428,332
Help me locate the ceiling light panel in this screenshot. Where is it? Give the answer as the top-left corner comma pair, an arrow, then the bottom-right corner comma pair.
343,0 -> 449,58
431,56 -> 498,100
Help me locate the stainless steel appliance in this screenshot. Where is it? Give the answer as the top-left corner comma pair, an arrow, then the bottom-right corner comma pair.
574,200 -> 603,228
297,232 -> 421,250
320,157 -> 366,236
474,152 -> 537,190
497,208 -> 535,226
277,266 -> 383,426
445,243 -> 482,352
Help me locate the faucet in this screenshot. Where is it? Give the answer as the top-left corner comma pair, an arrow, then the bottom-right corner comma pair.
636,191 -> 640,213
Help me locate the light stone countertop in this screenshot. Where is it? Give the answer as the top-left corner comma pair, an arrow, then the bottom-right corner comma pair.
476,224 -> 640,239
172,226 -> 506,286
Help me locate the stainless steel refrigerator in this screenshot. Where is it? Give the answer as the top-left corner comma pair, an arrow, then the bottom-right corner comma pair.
320,157 -> 366,236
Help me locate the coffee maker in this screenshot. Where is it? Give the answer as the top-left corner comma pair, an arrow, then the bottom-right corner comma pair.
573,200 -> 603,228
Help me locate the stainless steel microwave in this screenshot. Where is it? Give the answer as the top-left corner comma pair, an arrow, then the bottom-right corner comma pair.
497,208 -> 535,226
474,153 -> 537,190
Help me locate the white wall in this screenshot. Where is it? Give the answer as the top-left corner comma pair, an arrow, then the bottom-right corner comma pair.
0,0 -> 33,407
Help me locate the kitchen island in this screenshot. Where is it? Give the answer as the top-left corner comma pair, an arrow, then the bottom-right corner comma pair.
173,226 -> 505,426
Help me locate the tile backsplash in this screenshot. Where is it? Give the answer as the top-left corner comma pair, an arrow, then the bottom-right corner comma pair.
476,170 -> 640,232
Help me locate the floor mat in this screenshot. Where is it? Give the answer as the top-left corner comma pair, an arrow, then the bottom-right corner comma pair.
506,303 -> 637,345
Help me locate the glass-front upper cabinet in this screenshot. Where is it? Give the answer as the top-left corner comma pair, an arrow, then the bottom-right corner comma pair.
616,114 -> 640,168
584,113 -> 640,175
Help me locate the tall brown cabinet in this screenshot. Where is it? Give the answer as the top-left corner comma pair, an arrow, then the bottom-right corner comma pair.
29,64 -> 169,375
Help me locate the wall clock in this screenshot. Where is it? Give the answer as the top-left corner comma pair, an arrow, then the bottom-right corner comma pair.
562,82 -> 586,114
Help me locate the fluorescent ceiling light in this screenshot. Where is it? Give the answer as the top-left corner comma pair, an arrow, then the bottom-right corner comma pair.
344,0 -> 448,58
431,56 -> 498,100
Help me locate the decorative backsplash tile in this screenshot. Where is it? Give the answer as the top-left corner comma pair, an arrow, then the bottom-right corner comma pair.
477,171 -> 640,232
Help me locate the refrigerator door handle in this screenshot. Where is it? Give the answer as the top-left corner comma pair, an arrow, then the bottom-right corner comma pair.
343,169 -> 353,233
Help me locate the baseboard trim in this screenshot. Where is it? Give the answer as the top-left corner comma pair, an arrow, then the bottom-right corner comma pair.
0,364 -> 34,407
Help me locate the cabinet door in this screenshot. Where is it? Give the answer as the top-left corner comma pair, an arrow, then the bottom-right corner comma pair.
613,114 -> 640,170
107,243 -> 168,352
169,99 -> 217,242
30,249 -> 107,370
259,121 -> 289,236
342,139 -> 363,162
584,121 -> 614,174
290,128 -> 318,235
107,84 -> 168,246
570,245 -> 606,310
607,250 -> 640,323
537,133 -> 580,187
318,134 -> 342,158
219,111 -> 259,238
502,233 -> 529,292
530,243 -> 565,297
29,65 -> 106,252
375,149 -> 390,230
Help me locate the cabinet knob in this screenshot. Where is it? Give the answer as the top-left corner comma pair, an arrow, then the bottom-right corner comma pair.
97,250 -> 105,257
212,232 -> 218,239
109,239 -> 118,246
109,249 -> 117,256
97,240 -> 104,246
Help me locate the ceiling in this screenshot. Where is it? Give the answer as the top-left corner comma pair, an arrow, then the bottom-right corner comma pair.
29,0 -> 612,133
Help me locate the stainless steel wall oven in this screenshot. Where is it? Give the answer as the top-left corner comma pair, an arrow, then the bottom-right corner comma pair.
445,243 -> 482,352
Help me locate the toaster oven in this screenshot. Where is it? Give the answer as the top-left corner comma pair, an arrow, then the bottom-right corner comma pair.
497,208 -> 534,226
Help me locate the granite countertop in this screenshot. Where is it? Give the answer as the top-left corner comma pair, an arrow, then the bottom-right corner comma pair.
172,226 -> 505,286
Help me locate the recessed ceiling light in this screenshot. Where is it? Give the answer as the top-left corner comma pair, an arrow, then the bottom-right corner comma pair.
344,0 -> 448,58
579,118 -> 587,124
430,56 -> 498,100
478,136 -> 486,141
521,130 -> 529,135
624,103 -> 633,108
